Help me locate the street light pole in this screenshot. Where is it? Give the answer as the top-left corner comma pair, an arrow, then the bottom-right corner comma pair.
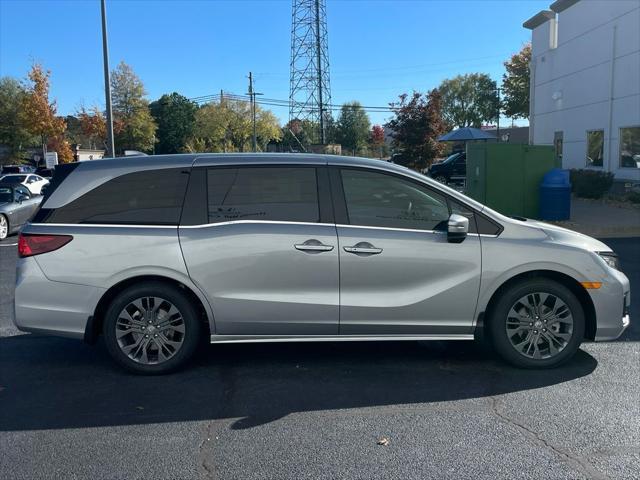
101,0 -> 115,158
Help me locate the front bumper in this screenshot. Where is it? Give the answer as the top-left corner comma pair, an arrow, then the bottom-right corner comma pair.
591,269 -> 631,341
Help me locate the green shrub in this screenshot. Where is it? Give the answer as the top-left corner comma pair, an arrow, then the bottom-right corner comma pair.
569,169 -> 614,199
626,191 -> 640,204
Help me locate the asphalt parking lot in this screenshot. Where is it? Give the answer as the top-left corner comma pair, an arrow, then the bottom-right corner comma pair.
0,236 -> 638,480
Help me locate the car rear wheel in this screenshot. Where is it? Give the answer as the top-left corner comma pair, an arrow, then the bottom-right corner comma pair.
103,282 -> 201,374
0,215 -> 8,240
489,279 -> 585,368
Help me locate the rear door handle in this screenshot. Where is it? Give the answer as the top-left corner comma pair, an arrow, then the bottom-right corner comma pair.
294,239 -> 334,253
343,242 -> 383,255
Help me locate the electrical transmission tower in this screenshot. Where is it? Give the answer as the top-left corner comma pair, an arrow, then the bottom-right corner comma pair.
289,0 -> 332,144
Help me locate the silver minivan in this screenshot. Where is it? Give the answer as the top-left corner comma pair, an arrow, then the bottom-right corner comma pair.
14,154 -> 630,374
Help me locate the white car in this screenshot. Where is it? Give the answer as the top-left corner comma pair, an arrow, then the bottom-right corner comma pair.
0,174 -> 49,195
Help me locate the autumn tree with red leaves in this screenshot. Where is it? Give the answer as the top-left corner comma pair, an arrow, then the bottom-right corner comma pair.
386,89 -> 449,170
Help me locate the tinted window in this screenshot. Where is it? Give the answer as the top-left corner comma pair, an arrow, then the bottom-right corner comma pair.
14,185 -> 31,199
0,187 -> 12,203
42,168 -> 188,225
341,169 -> 449,231
206,167 -> 319,223
2,175 -> 26,184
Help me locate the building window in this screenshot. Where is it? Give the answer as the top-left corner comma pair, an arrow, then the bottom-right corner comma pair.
620,126 -> 640,169
586,130 -> 604,167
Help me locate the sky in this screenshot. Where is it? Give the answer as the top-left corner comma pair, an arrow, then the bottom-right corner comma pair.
0,0 -> 548,126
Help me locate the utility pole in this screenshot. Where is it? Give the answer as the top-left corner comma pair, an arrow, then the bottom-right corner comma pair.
100,0 -> 115,158
495,87 -> 501,142
246,72 -> 262,152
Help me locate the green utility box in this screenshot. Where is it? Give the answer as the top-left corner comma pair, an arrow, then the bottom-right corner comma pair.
465,143 -> 558,218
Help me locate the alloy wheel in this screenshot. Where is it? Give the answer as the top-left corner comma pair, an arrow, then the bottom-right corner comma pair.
0,216 -> 7,240
115,296 -> 186,365
505,292 -> 574,360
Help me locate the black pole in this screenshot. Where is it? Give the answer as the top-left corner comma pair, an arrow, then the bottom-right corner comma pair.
496,87 -> 501,142
101,0 -> 115,157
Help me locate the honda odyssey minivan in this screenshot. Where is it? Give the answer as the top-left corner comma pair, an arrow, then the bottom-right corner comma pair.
14,154 -> 630,374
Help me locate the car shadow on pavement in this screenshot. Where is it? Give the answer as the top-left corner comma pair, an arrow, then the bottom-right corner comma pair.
0,335 -> 597,432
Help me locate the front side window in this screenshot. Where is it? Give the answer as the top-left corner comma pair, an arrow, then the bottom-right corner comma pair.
586,130 -> 604,167
206,167 -> 319,223
341,169 -> 450,231
620,126 -> 640,169
41,168 -> 189,225
14,185 -> 31,199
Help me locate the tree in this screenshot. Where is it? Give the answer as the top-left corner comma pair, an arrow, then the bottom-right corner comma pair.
110,61 -> 157,153
149,93 -> 198,154
334,102 -> 371,155
0,77 -> 36,161
502,44 -> 531,119
77,106 -> 107,149
438,73 -> 499,128
370,124 -> 386,158
47,135 -> 74,163
20,64 -> 66,159
386,90 -> 449,169
187,99 -> 281,153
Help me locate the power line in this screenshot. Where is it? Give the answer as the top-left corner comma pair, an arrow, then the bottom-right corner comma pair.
189,92 -> 395,112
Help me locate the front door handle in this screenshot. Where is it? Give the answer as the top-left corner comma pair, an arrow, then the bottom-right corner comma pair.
343,242 -> 383,255
294,239 -> 334,253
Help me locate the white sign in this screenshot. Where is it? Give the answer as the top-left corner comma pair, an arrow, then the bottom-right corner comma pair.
45,152 -> 58,169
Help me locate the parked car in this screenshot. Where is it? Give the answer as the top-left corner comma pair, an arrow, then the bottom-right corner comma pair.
0,173 -> 50,195
0,183 -> 42,240
1,165 -> 35,175
427,151 -> 466,184
14,154 -> 630,374
35,167 -> 55,179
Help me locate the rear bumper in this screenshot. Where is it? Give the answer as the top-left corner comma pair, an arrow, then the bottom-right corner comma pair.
591,269 -> 631,341
14,256 -> 105,339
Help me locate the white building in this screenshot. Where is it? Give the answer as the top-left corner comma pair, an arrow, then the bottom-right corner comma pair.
524,0 -> 640,181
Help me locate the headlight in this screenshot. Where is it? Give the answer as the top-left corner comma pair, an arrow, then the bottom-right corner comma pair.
597,252 -> 620,271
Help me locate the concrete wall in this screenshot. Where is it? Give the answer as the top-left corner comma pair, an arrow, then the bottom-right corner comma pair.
528,0 -> 640,180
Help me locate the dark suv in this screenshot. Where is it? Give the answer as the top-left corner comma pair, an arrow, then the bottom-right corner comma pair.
427,152 -> 466,184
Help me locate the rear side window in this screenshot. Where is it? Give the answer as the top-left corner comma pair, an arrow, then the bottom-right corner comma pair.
206,167 -> 319,223
39,168 -> 189,225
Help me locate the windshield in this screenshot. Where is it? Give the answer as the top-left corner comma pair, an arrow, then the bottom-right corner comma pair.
442,152 -> 462,164
1,175 -> 26,184
0,187 -> 12,203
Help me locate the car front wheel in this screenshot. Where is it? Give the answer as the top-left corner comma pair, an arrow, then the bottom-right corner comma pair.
489,279 -> 585,368
0,215 -> 9,240
103,282 -> 201,374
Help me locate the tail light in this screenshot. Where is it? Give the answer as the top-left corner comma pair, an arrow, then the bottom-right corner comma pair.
18,233 -> 73,258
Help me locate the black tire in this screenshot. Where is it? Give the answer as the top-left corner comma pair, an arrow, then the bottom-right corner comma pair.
103,282 -> 201,375
435,175 -> 448,184
488,279 -> 585,369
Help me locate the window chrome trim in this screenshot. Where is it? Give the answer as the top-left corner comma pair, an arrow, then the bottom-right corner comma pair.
28,222 -> 177,229
28,219 -> 499,237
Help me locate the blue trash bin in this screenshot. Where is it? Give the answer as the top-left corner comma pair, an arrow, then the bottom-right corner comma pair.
539,168 -> 571,221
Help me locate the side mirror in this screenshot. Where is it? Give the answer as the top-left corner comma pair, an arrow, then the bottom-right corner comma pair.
16,194 -> 28,203
447,213 -> 469,243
